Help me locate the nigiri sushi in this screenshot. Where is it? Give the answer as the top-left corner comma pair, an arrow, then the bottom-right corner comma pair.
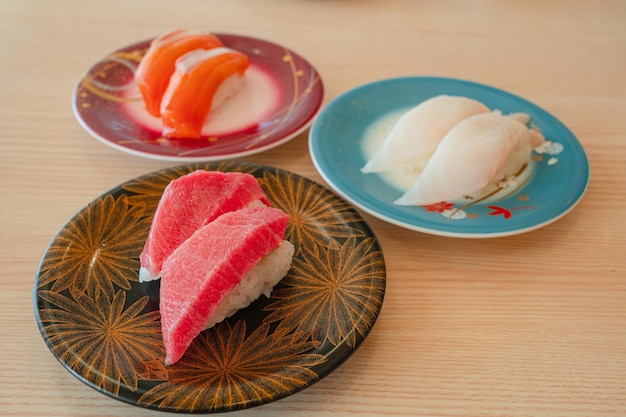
134,29 -> 224,117
160,47 -> 250,139
394,111 -> 545,206
139,170 -> 269,282
361,95 -> 490,173
159,206 -> 293,365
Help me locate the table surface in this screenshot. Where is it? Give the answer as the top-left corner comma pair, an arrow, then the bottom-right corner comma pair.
2,1 -> 625,416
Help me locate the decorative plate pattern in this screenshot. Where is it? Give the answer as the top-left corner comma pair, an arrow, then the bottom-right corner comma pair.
34,162 -> 385,413
309,76 -> 589,238
72,33 -> 324,161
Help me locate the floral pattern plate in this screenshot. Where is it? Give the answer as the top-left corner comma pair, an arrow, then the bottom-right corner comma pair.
309,77 -> 589,238
34,162 -> 385,413
72,33 -> 324,161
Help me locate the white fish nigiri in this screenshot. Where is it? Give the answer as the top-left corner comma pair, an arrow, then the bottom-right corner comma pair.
394,112 -> 545,206
361,95 -> 490,173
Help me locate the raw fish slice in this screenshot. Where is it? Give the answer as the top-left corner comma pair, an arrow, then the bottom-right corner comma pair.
134,29 -> 224,117
361,95 -> 490,173
139,170 -> 269,282
160,47 -> 250,139
394,112 -> 545,206
159,206 -> 291,365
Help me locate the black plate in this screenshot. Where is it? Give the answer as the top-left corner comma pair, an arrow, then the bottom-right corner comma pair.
34,161 -> 386,413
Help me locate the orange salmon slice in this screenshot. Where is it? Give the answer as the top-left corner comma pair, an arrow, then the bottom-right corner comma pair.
160,47 -> 250,139
134,29 -> 224,117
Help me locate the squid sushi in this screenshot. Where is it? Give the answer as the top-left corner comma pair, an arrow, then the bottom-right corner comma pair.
160,47 -> 250,139
394,112 -> 545,206
362,95 -> 490,173
134,29 -> 224,117
159,206 -> 294,365
139,170 -> 269,283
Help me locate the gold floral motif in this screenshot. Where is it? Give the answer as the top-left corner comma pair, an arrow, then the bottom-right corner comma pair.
138,321 -> 326,412
259,170 -> 366,251
264,237 -> 385,348
38,289 -> 164,396
37,194 -> 149,298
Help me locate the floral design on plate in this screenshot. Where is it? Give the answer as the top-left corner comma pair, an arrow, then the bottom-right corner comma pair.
258,169 -> 367,250
73,33 -> 324,162
34,162 -> 385,413
265,237 -> 385,348
37,289 -> 164,396
36,194 -> 150,298
138,322 -> 325,412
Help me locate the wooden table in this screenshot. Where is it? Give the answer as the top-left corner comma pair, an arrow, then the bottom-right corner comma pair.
2,1 -> 625,416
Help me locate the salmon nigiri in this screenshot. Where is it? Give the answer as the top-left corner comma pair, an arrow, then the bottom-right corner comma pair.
134,29 -> 224,117
139,170 -> 269,283
160,47 -> 250,139
160,206 -> 293,365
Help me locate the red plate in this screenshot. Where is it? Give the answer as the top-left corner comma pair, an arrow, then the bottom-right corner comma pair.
72,33 -> 324,161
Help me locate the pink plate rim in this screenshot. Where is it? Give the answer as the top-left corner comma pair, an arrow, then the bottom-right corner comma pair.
72,32 -> 324,162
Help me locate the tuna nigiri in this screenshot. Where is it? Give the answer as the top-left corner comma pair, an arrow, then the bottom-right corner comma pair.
160,47 -> 250,139
134,29 -> 224,117
394,112 -> 545,206
362,95 -> 490,173
159,206 -> 293,365
139,170 -> 269,282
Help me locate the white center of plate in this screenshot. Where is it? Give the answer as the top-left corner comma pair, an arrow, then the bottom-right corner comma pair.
120,64 -> 281,137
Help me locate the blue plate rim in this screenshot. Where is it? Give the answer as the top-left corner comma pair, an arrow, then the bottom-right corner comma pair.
309,76 -> 589,238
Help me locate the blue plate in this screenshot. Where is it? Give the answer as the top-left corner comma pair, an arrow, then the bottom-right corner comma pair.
309,77 -> 589,238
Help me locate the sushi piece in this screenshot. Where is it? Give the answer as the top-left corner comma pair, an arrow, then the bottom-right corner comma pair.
361,95 -> 490,173
134,29 -> 224,117
394,112 -> 545,206
139,170 -> 269,282
159,206 -> 293,365
160,47 -> 250,139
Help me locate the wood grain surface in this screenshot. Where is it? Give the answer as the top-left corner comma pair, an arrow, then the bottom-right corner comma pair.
1,1 -> 625,416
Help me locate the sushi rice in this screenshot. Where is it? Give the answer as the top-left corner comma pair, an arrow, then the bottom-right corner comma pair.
202,240 -> 294,329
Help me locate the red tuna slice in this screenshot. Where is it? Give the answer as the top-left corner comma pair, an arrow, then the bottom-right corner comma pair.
139,170 -> 269,282
159,205 -> 290,365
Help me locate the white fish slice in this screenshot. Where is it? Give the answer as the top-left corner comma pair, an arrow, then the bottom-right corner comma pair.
394,111 -> 545,206
361,95 -> 490,173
